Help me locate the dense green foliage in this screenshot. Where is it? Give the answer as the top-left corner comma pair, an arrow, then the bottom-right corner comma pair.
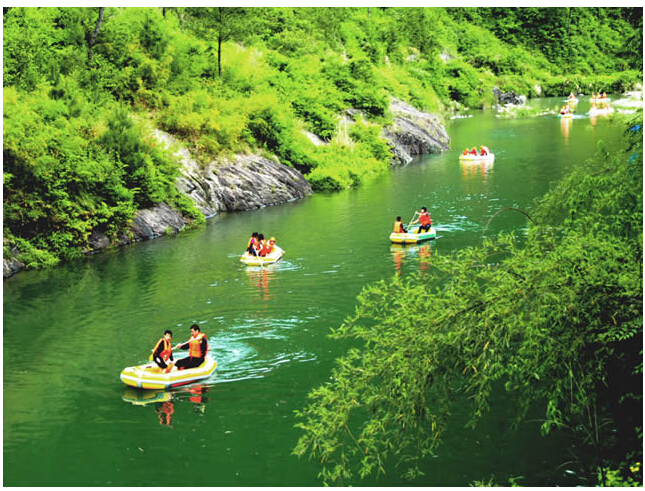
293,119 -> 643,486
3,7 -> 642,268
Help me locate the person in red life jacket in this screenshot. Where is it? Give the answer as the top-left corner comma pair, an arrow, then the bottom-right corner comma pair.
174,324 -> 208,371
469,147 -> 478,155
393,216 -> 407,234
411,207 -> 432,233
152,330 -> 174,372
254,233 -> 266,256
260,237 -> 276,257
259,234 -> 274,257
479,146 -> 488,156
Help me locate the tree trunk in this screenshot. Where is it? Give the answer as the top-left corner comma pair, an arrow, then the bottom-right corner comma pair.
88,7 -> 105,59
218,34 -> 222,78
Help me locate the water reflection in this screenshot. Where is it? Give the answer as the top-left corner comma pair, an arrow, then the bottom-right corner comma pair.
589,100 -> 613,127
390,243 -> 433,275
155,401 -> 175,426
460,160 -> 494,182
560,115 -> 572,143
122,384 -> 210,427
245,267 -> 275,301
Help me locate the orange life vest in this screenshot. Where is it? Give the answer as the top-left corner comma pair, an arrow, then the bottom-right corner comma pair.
153,338 -> 172,361
260,242 -> 272,256
419,213 -> 432,225
394,221 -> 405,233
188,333 -> 207,358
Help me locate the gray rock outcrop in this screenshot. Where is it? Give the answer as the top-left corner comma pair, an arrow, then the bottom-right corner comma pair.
174,149 -> 312,217
492,87 -> 527,106
3,256 -> 24,278
79,133 -> 313,256
383,98 -> 451,165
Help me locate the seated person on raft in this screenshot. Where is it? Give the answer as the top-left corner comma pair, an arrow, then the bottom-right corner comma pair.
393,216 -> 407,234
173,324 -> 208,371
247,232 -> 259,256
152,330 -> 174,373
260,237 -> 276,257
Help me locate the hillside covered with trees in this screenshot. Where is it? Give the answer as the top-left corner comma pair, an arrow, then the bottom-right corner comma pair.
3,7 -> 642,269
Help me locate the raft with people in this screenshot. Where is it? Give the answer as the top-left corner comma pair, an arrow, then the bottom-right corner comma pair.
565,93 -> 579,103
240,245 -> 284,266
120,354 -> 217,390
390,225 -> 437,244
241,233 -> 284,266
590,93 -> 610,103
391,208 -> 436,244
459,145 -> 494,162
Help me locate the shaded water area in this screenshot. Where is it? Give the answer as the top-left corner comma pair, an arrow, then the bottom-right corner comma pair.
3,96 -> 628,486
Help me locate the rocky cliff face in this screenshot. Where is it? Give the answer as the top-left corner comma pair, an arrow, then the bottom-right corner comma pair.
384,98 -> 451,165
4,101 -> 449,278
82,131 -> 314,256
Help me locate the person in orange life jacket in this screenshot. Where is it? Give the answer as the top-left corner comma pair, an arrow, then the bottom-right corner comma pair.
259,234 -> 273,257
393,216 -> 407,233
262,237 -> 276,256
152,330 -> 174,371
462,148 -> 469,155
247,232 -> 259,256
411,207 -> 432,233
174,324 -> 208,370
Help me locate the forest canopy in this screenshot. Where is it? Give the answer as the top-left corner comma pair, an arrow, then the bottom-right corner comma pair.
3,7 -> 643,268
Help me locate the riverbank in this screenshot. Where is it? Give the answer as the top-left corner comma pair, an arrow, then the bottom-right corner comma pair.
3,97 -> 450,278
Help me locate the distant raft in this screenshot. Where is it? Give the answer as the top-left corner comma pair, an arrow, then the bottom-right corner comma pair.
390,225 -> 436,244
459,153 -> 495,162
240,245 -> 284,266
120,356 -> 217,390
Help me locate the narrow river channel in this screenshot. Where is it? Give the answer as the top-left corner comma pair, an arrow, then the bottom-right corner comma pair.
3,96 -> 628,486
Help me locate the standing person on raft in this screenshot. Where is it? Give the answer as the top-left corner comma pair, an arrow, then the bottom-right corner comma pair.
173,324 -> 209,371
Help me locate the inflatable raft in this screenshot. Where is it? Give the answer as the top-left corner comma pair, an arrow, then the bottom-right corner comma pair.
459,153 -> 495,162
240,245 -> 284,266
120,356 -> 217,389
390,225 -> 436,244
590,97 -> 611,103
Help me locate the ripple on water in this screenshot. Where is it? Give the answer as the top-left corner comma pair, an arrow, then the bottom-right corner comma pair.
204,317 -> 316,384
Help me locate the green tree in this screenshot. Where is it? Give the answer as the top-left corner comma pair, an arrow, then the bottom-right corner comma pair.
185,7 -> 247,79
293,121 -> 643,485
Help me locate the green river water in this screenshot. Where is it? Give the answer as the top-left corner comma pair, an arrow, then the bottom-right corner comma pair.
3,96 -> 629,486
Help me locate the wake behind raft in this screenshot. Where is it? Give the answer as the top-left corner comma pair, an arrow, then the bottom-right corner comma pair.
120,355 -> 217,389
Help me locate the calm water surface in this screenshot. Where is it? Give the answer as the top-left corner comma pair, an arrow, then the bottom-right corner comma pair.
3,96 -> 627,486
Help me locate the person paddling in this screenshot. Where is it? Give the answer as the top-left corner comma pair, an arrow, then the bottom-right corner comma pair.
173,324 -> 208,371
151,330 -> 174,373
411,207 -> 432,233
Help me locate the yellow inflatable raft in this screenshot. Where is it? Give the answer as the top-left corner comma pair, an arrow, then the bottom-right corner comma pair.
120,357 -> 217,390
240,245 -> 284,266
459,153 -> 495,163
390,226 -> 436,244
